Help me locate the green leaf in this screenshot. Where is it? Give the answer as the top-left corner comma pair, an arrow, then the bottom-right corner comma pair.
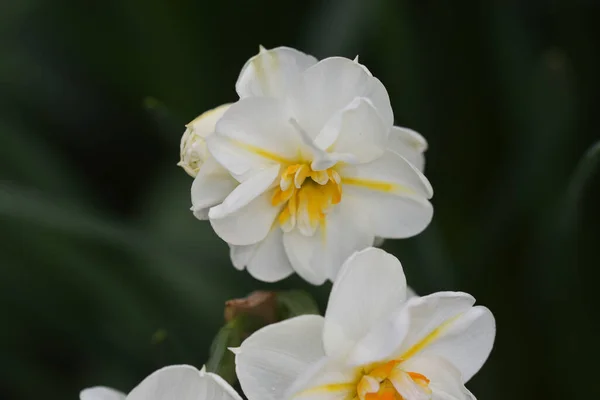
205,314 -> 264,385
276,290 -> 320,319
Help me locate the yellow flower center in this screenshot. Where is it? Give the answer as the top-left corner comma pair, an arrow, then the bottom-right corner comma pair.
271,163 -> 342,235
356,360 -> 431,400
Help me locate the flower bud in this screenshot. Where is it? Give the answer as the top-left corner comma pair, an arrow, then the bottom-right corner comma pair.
179,103 -> 231,177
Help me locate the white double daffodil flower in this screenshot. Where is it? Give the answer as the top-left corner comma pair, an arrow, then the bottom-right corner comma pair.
234,247 -> 496,400
182,46 -> 433,284
80,365 -> 241,400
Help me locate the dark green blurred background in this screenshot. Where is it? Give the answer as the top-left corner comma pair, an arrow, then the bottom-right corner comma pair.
1,1 -> 599,399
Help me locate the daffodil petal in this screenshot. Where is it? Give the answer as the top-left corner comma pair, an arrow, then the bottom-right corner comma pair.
127,365 -> 243,400
289,57 -> 393,140
282,229 -> 329,285
317,97 -> 388,163
209,166 -> 281,246
236,315 -> 326,400
344,186 -> 433,239
209,193 -> 281,246
399,355 -> 476,400
322,247 -> 407,359
236,46 -> 317,98
208,97 -> 299,181
345,306 -> 411,367
411,305 -> 495,383
209,165 -> 280,219
230,227 -> 294,282
191,158 -> 238,220
286,357 -> 357,400
282,200 -> 373,285
80,387 -> 125,400
387,126 -> 427,172
395,292 -> 476,361
340,150 -> 433,238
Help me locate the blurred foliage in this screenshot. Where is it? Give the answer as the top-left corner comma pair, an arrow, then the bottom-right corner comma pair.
1,1 -> 599,399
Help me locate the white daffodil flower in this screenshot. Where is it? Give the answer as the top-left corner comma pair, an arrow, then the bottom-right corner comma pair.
234,247 -> 495,400
80,365 -> 242,400
199,47 -> 433,284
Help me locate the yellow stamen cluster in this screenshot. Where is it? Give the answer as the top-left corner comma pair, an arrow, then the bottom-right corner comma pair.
271,164 -> 342,235
357,360 -> 431,400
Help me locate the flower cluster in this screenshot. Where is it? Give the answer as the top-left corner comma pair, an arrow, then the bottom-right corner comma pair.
81,46 -> 495,400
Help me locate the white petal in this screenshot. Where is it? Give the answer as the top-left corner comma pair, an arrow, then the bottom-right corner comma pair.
387,126 -> 428,172
289,57 -> 393,140
282,229 -> 328,285
322,247 -> 407,359
345,306 -> 410,367
80,387 -> 125,400
345,186 -> 433,239
286,357 -> 357,400
412,306 -> 495,383
340,150 -> 433,238
236,46 -> 318,98
209,164 -> 280,218
395,292 -> 476,361
231,227 -> 294,282
209,166 -> 281,246
236,315 -> 326,400
400,355 -> 475,400
282,200 -> 374,285
191,158 -> 238,220
343,287 -> 424,367
127,365 -> 242,400
317,97 -> 388,164
230,244 -> 251,270
209,192 -> 281,246
208,97 -> 299,180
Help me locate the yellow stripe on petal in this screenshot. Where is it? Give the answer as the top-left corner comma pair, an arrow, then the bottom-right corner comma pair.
294,383 -> 357,399
399,315 -> 461,360
342,178 -> 415,195
233,140 -> 296,164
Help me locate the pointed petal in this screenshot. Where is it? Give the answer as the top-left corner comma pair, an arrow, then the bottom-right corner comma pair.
236,46 -> 317,98
236,315 -> 326,400
322,248 -> 407,358
289,57 -> 393,140
230,227 -> 294,282
208,97 -> 299,180
80,387 -> 125,400
317,97 -> 388,164
127,365 -> 242,400
341,150 -> 433,238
